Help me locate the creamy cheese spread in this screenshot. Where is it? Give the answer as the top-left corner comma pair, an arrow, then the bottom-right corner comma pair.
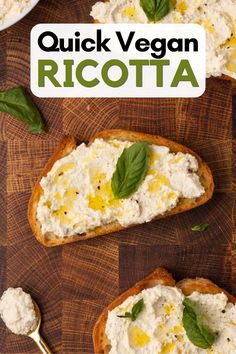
37,138 -> 204,238
106,285 -> 236,353
90,0 -> 236,79
0,288 -> 37,335
0,0 -> 30,24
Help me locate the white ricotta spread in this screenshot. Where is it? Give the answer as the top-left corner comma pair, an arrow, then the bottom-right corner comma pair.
37,138 -> 204,238
106,285 -> 236,353
0,0 -> 30,24
90,0 -> 236,79
0,288 -> 37,335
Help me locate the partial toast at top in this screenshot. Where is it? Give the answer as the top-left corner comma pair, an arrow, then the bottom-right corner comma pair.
92,3 -> 236,84
93,267 -> 236,354
28,130 -> 214,247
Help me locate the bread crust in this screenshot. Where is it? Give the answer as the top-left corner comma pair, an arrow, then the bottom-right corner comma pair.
221,74 -> 236,85
28,136 -> 77,246
93,267 -> 236,354
28,130 -> 214,247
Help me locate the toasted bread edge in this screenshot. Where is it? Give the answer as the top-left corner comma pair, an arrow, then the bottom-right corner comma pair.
28,136 -> 77,247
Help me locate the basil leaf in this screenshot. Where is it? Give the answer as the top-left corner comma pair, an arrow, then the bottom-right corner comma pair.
140,0 -> 170,22
183,298 -> 215,349
191,223 -> 209,232
131,298 -> 144,321
117,298 -> 144,321
111,142 -> 150,199
0,86 -> 45,134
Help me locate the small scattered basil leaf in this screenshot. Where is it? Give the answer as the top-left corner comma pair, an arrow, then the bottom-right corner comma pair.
111,142 -> 150,199
183,298 -> 215,349
117,311 -> 132,319
140,0 -> 170,23
131,298 -> 144,320
117,299 -> 144,321
0,86 -> 45,134
191,223 -> 209,232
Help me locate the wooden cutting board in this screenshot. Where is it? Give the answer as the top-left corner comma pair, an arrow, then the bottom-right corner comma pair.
0,1 -> 235,353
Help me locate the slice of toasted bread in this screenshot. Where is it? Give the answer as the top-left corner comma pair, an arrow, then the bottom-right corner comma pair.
93,267 -> 236,354
28,130 -> 214,247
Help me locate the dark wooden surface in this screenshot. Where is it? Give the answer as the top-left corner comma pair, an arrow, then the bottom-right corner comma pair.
0,1 -> 235,353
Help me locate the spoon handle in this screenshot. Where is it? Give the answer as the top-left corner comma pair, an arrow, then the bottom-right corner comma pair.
31,332 -> 53,354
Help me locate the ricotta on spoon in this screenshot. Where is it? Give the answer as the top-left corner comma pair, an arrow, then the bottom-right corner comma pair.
0,287 -> 37,335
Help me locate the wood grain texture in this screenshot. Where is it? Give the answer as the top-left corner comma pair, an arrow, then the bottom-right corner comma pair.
0,142 -> 7,246
0,32 -> 6,89
119,244 -> 233,294
0,0 -> 235,353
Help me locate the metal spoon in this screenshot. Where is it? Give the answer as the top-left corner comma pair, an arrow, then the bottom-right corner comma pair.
27,301 -> 53,354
